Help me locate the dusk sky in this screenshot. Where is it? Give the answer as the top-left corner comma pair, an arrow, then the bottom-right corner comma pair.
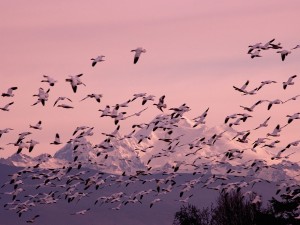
1,0 -> 300,159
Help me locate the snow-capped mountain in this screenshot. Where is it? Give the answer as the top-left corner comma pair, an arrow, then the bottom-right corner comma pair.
0,115 -> 299,181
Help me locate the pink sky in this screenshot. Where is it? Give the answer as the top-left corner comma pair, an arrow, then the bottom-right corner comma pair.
1,0 -> 300,160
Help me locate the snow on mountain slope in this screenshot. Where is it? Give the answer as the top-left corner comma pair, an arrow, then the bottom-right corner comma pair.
0,115 -> 299,181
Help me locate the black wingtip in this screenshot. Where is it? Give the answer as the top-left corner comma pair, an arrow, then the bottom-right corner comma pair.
134,57 -> 139,64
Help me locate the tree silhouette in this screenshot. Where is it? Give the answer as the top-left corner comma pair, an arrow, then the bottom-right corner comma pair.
173,204 -> 212,225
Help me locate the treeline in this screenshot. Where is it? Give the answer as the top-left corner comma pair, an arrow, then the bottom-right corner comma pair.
173,190 -> 300,225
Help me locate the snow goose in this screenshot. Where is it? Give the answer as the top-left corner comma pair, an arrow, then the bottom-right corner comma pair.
1,87 -> 18,97
153,95 -> 167,112
80,93 -> 103,103
283,75 -> 297,89
50,133 -> 62,145
277,49 -> 291,61
0,102 -> 14,111
91,55 -> 105,67
41,75 -> 57,86
29,121 -> 42,130
65,74 -> 85,93
53,96 -> 72,106
131,47 -> 146,64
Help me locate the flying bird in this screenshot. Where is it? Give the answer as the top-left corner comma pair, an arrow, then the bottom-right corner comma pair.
81,94 -> 103,103
91,55 -> 105,67
131,47 -> 146,64
283,75 -> 297,90
142,95 -> 155,105
267,99 -> 283,110
30,121 -> 42,130
153,95 -> 167,112
240,100 -> 265,112
0,102 -> 14,111
233,80 -> 250,94
253,117 -> 271,130
53,96 -> 72,106
277,49 -> 291,61
32,88 -> 50,106
57,104 -> 74,109
41,75 -> 57,86
267,124 -> 282,137
286,112 -> 300,124
26,215 -> 40,223
65,74 -> 85,93
26,139 -> 39,152
283,94 -> 300,103
250,49 -> 262,59
0,128 -> 13,138
50,133 -> 62,145
71,208 -> 91,215
2,87 -> 18,97
192,107 -> 209,127
256,80 -> 277,91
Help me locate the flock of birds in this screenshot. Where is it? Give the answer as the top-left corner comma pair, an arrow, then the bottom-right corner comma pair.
248,38 -> 300,61
0,44 -> 300,223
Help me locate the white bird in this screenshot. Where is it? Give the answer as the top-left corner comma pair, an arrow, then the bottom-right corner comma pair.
285,140 -> 300,149
15,141 -> 29,154
192,107 -> 209,127
253,116 -> 271,130
256,80 -> 277,91
91,55 -> 105,67
72,126 -> 89,136
240,100 -> 265,112
41,75 -> 57,86
267,124 -> 282,137
2,87 -> 18,97
153,95 -> 167,112
65,74 -> 85,93
26,139 -> 39,152
142,95 -> 155,105
277,49 -> 291,61
267,99 -> 283,110
0,128 -> 13,138
262,140 -> 280,148
53,96 -> 72,106
98,105 -> 111,117
0,102 -> 14,111
269,41 -> 282,50
286,112 -> 300,124
125,107 -> 148,119
233,80 -> 249,94
50,133 -> 62,145
71,208 -> 91,215
81,93 -> 103,103
177,194 -> 193,204
291,44 -> 300,50
252,137 -> 270,149
32,88 -> 50,106
250,49 -> 261,58
57,104 -> 74,109
283,94 -> 300,103
224,114 -> 237,124
131,47 -> 146,64
271,148 -> 290,160
150,198 -> 161,208
30,121 -> 42,130
131,92 -> 147,101
26,215 -> 40,223
260,38 -> 276,50
283,75 -> 297,90
16,131 -> 32,144
247,42 -> 262,54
